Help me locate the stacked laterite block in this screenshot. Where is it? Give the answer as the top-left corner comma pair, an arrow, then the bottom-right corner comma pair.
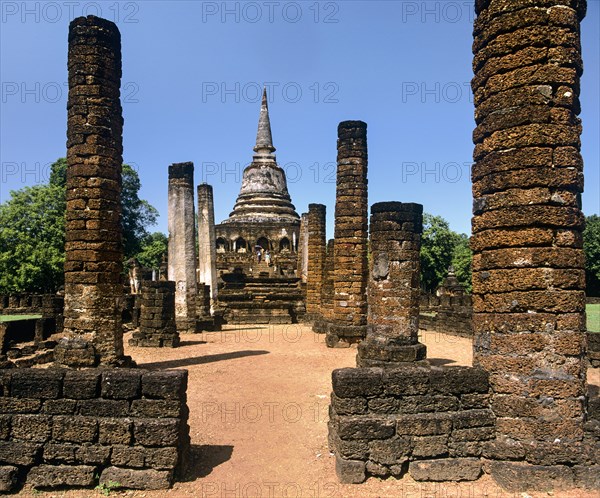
329,366 -> 493,483
587,331 -> 600,367
471,0 -> 598,491
0,369 -> 190,492
326,121 -> 369,347
313,239 -> 335,334
129,282 -> 179,348
305,204 -> 327,321
61,16 -> 125,366
168,162 -> 198,334
0,17 -> 194,493
328,200 -> 498,483
358,203 -> 426,367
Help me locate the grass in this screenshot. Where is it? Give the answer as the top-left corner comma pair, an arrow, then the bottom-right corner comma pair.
588,304 -> 600,333
0,314 -> 42,323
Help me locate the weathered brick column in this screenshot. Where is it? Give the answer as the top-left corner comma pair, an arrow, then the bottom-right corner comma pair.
129,281 -> 179,348
305,204 -> 326,320
313,239 -> 334,333
197,183 -> 218,310
61,16 -> 125,366
297,212 -> 309,284
168,162 -> 197,333
472,0 -> 595,490
327,121 -> 369,347
357,202 -> 426,367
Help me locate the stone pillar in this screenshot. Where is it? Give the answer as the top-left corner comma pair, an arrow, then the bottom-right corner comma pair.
305,204 -> 327,320
168,162 -> 197,333
327,121 -> 369,347
129,281 -> 179,348
357,202 -> 426,367
313,239 -> 334,333
61,16 -> 125,367
297,213 -> 309,283
197,183 -> 218,310
471,0 -> 590,485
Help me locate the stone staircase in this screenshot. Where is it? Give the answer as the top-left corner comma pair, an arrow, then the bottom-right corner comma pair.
252,260 -> 273,277
217,272 -> 305,324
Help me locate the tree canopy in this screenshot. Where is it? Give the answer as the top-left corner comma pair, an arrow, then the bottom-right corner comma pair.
0,182 -> 65,293
420,213 -> 472,293
584,214 -> 600,296
0,158 -> 162,294
135,232 -> 168,270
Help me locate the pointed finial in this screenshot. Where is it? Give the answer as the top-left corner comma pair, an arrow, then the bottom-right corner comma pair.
254,87 -> 276,154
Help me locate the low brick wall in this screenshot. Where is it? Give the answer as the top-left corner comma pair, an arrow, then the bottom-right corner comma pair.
419,293 -> 472,338
0,368 -> 190,492
328,365 -> 492,483
328,364 -> 600,490
587,332 -> 600,368
0,294 -> 64,337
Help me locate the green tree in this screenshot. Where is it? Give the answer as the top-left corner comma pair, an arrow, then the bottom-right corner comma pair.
121,164 -> 158,258
451,233 -> 472,293
49,157 -> 67,188
0,182 -> 66,293
0,158 -> 158,294
420,213 -> 459,292
584,214 -> 600,296
135,232 -> 168,270
420,213 -> 472,293
50,159 -> 158,259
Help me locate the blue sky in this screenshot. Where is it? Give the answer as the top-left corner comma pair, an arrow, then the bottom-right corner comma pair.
1,1 -> 599,238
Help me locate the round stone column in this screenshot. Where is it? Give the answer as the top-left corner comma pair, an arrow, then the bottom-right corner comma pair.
472,0 -> 588,453
357,202 -> 426,367
306,203 -> 327,320
61,16 -> 125,367
327,121 -> 369,347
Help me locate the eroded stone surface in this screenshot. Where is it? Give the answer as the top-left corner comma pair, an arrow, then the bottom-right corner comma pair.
326,121 -> 369,347
358,202 -> 426,367
62,15 -> 125,366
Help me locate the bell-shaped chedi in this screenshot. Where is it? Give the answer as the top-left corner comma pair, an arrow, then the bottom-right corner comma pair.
221,88 -> 300,224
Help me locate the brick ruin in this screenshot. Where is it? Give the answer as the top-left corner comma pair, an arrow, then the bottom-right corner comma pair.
328,202 -> 496,484
469,0 -> 597,490
0,368 -> 190,492
0,295 -> 64,367
313,239 -> 335,334
305,204 -> 327,321
214,89 -> 305,324
357,203 -> 427,367
0,16 -> 190,492
419,271 -> 473,338
325,121 -> 369,348
168,162 -> 198,334
328,0 -> 599,492
129,281 -> 179,348
60,15 -> 126,368
1,0 -> 599,493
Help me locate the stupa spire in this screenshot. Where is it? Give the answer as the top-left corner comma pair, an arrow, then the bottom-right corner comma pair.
254,87 -> 275,154
220,88 -> 299,224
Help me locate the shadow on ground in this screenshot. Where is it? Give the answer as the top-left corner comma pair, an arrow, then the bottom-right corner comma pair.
140,350 -> 270,369
182,444 -> 234,481
428,358 -> 457,366
178,340 -> 208,346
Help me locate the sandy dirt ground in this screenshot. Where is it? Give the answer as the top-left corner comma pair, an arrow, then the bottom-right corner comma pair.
19,324 -> 600,498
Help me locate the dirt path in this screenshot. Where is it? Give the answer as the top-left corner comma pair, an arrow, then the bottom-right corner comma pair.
21,324 -> 599,497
